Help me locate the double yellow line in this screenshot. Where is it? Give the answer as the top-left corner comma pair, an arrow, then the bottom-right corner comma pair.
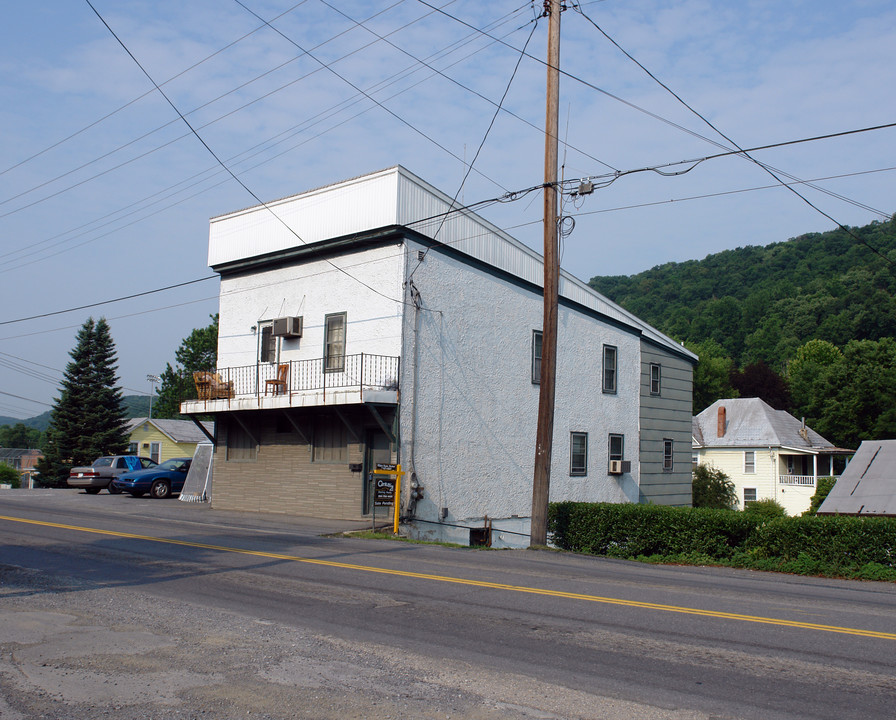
3,513 -> 894,641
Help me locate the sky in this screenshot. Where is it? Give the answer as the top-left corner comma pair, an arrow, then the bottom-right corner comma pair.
1,0 -> 894,420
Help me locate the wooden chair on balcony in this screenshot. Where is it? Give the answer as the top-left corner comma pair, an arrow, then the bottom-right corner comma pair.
265,363 -> 289,396
193,371 -> 234,400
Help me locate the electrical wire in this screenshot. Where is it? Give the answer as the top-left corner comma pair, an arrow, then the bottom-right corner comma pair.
1,4 -> 531,272
571,3 -> 894,265
407,10 -> 539,281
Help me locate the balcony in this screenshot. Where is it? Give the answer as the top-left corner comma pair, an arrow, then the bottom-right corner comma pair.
181,353 -> 400,414
779,475 -> 831,486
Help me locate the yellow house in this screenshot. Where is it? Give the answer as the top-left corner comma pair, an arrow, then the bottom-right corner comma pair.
126,418 -> 214,464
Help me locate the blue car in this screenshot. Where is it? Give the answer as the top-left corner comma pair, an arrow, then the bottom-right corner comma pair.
113,457 -> 192,499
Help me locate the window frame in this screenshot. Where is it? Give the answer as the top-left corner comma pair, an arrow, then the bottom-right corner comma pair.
744,487 -> 757,504
259,322 -> 277,364
663,438 -> 674,472
650,363 -> 662,396
744,450 -> 756,474
531,330 -> 543,385
602,344 -> 618,394
324,312 -> 347,373
608,433 -> 624,463
570,432 -> 588,476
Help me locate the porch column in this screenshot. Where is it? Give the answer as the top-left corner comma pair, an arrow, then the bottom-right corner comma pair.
813,454 -> 817,480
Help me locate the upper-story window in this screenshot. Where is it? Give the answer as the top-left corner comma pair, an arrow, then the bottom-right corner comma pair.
602,345 -> 617,394
259,322 -> 276,363
744,450 -> 756,474
324,312 -> 346,372
532,330 -> 542,384
650,363 -> 662,395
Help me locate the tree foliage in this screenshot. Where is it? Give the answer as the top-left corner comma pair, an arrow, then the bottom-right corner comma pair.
0,423 -> 42,449
729,361 -> 791,410
686,339 -> 737,413
153,315 -> 218,419
0,463 -> 20,488
36,318 -> 129,485
590,217 -> 896,369
692,465 -> 738,510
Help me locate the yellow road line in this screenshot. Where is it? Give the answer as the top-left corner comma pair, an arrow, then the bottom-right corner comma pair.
3,514 -> 895,641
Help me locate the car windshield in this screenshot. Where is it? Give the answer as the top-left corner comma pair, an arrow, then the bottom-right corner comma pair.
92,457 -> 114,467
158,459 -> 188,471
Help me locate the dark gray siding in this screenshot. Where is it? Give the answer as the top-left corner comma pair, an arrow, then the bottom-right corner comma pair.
639,341 -> 694,505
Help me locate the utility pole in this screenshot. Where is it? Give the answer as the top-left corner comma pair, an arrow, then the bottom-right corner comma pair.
531,0 -> 561,547
147,374 -> 160,419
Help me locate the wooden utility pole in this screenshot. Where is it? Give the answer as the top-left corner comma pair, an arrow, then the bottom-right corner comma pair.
530,0 -> 561,547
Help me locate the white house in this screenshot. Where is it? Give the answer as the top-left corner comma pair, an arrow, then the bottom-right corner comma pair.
181,166 -> 696,547
692,398 -> 853,515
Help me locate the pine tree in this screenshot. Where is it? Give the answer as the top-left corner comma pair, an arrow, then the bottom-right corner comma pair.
37,318 -> 129,485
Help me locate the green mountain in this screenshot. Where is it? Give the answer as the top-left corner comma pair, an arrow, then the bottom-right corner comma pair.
589,216 -> 896,368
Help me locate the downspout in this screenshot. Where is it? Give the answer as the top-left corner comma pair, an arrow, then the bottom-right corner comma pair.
405,277 -> 422,518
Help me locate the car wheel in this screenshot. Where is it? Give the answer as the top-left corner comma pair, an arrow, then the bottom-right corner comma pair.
151,480 -> 171,499
85,488 -> 101,495
129,492 -> 145,497
108,482 -> 122,495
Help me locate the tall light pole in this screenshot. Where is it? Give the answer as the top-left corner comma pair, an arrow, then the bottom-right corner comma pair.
147,374 -> 160,419
531,0 -> 562,547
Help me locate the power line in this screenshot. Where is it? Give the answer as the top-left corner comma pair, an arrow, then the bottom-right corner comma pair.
571,3 -> 894,266
1,4 -> 530,272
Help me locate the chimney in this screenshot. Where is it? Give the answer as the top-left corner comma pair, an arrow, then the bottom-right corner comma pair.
717,406 -> 726,437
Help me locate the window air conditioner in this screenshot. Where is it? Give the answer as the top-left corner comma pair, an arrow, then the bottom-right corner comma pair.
609,460 -> 623,475
273,316 -> 303,338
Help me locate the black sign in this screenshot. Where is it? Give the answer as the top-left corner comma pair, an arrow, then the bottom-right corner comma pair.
373,476 -> 397,507
375,463 -> 397,472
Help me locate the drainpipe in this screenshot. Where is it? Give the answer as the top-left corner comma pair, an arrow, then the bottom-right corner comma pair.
405,277 -> 423,519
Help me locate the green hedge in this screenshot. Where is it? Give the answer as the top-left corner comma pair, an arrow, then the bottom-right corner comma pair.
548,501 -> 896,580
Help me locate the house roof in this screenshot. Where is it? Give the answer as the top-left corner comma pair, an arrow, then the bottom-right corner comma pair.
818,440 -> 896,516
692,398 -> 847,453
207,166 -> 697,364
126,418 -> 214,444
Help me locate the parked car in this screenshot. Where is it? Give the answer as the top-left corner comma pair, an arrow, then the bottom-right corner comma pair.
68,455 -> 158,494
113,457 -> 192,499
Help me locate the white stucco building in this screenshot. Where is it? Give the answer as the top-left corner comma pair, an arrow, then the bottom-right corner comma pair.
181,167 -> 696,546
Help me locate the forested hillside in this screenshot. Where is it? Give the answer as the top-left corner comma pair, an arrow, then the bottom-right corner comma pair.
589,216 -> 896,449
590,217 -> 896,368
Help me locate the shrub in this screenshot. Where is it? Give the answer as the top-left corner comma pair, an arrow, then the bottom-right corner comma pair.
0,463 -> 20,489
744,498 -> 786,519
804,476 -> 837,515
692,465 -> 738,509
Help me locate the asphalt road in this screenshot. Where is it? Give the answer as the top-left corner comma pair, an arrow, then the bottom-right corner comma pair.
1,489 -> 895,720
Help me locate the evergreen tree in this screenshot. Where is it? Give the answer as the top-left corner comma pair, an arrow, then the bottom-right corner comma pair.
36,318 -> 129,485
153,315 -> 218,419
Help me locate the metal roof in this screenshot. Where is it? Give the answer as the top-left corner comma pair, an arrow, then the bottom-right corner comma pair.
818,440 -> 896,516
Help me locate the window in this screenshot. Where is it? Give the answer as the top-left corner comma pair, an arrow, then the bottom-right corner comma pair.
744,488 -> 757,504
324,312 -> 346,372
744,450 -> 756,474
608,433 -> 624,463
650,363 -> 662,395
602,345 -> 617,393
532,330 -> 543,384
313,418 -> 348,463
127,442 -> 138,454
259,323 -> 276,364
663,439 -> 674,471
570,432 -> 588,476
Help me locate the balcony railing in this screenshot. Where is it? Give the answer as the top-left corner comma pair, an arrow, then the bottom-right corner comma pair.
191,353 -> 399,402
778,474 -> 821,486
